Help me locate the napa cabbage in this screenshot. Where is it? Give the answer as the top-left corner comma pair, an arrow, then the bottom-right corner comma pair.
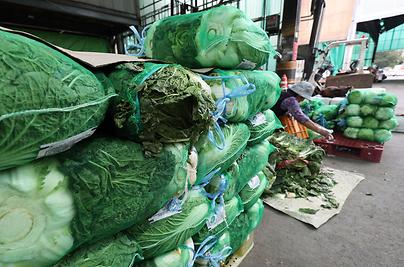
358,128 -> 374,141
346,116 -> 363,128
345,104 -> 361,116
206,162 -> 240,201
246,109 -> 283,145
195,123 -> 250,183
360,104 -> 377,116
374,129 -> 392,143
0,138 -> 189,266
239,172 -> 268,210
343,127 -> 359,139
362,117 -> 379,129
347,90 -> 364,104
145,6 -> 276,69
375,107 -> 395,121
0,30 -> 114,171
378,117 -> 398,130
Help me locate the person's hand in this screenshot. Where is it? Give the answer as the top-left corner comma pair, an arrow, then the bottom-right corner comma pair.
321,128 -> 334,140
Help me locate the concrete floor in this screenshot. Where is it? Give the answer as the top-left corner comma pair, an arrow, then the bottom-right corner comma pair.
243,80 -> 404,267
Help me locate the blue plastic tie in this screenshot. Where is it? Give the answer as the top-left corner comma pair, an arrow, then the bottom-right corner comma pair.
202,74 -> 255,150
196,168 -> 222,187
188,236 -> 232,267
125,25 -> 151,57
338,98 -> 349,114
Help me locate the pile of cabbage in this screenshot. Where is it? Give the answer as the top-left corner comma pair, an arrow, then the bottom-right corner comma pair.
300,98 -> 340,130
340,90 -> 398,143
145,6 -> 277,69
0,5 -> 283,266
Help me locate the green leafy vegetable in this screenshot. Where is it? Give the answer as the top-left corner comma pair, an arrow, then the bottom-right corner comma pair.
343,127 -> 359,139
345,104 -> 361,116
378,117 -> 398,130
362,116 -> 379,129
246,199 -> 264,233
346,116 -> 363,128
0,30 -> 114,171
299,208 -> 319,214
207,70 -> 281,122
195,123 -> 250,182
108,62 -> 215,155
246,109 -> 283,145
145,6 -> 276,69
374,129 -> 392,143
347,90 -> 364,104
357,128 -> 374,141
193,195 -> 244,244
239,172 -> 268,210
235,140 -> 273,193
0,138 -> 189,266
206,162 -> 239,201
375,107 -> 395,121
127,188 -> 210,260
360,104 -> 377,116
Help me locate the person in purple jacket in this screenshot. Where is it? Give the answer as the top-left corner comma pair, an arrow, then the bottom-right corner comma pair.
272,81 -> 334,140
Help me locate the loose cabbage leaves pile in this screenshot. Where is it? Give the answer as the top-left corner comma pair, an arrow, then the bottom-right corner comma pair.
267,132 -> 338,209
108,62 -> 215,154
0,30 -> 114,171
145,6 -> 276,69
0,137 -> 189,266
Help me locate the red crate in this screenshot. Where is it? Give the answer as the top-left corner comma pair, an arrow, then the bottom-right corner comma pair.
314,133 -> 384,163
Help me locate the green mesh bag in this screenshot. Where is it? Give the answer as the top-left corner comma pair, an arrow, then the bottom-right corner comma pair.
193,195 -> 244,244
144,6 -> 276,69
227,212 -> 251,253
347,90 -> 365,104
195,123 -> 250,183
343,127 -> 360,139
206,162 -> 240,202
364,91 -> 398,107
239,172 -> 268,210
207,69 -> 281,122
108,62 -> 215,154
374,129 -> 392,143
235,139 -> 273,193
346,116 -> 363,128
246,199 -> 264,234
137,239 -> 194,267
246,109 -> 283,145
312,104 -> 339,121
379,117 -> 398,130
0,30 -> 115,171
0,137 -> 189,267
362,116 -> 379,129
360,104 -> 377,116
358,128 -> 375,141
345,104 -> 361,116
127,188 -> 210,261
375,107 -> 395,121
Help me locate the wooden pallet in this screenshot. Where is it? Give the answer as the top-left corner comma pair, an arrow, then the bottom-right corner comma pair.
224,234 -> 254,267
314,133 -> 384,163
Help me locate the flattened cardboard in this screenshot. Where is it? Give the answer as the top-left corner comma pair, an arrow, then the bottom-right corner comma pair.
0,26 -> 160,68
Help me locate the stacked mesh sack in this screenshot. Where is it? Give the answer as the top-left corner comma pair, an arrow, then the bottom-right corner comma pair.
0,30 -> 215,267
0,5 -> 283,267
300,98 -> 340,130
341,90 -> 398,143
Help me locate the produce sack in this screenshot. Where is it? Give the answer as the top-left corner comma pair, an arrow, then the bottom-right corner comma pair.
144,6 -> 276,69
108,62 -> 215,154
364,91 -> 398,107
358,128 -> 374,141
312,104 -> 339,121
360,104 -> 377,116
379,117 -> 398,130
343,127 -> 360,139
127,188 -> 210,261
375,107 -> 395,121
246,109 -> 283,145
374,129 -> 392,143
362,116 -> 379,129
246,199 -> 265,233
0,30 -> 115,171
227,212 -> 251,253
300,98 -> 324,117
206,162 -> 240,201
193,195 -> 244,244
195,123 -> 250,182
207,69 -> 281,122
0,138 -> 189,267
346,116 -> 363,128
345,104 -> 361,116
239,172 -> 268,210
137,238 -> 195,267
347,90 -> 364,104
235,139 -> 273,193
